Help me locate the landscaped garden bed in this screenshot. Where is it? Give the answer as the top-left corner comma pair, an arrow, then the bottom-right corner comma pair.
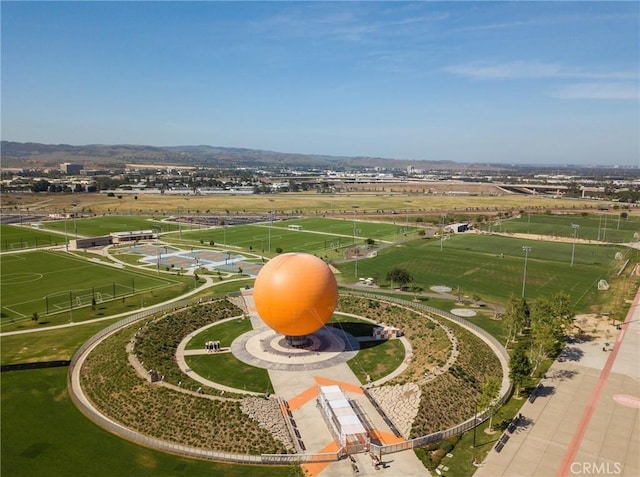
80,299 -> 292,455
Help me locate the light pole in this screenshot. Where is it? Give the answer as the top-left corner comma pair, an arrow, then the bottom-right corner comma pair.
440,214 -> 447,251
522,246 -> 532,298
570,224 -> 580,267
472,396 -> 478,447
64,211 -> 69,252
598,214 -> 602,241
268,211 -> 272,254
352,206 -> 359,279
71,203 -> 78,239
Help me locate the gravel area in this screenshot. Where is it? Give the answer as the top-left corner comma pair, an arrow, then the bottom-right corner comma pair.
240,397 -> 295,451
367,383 -> 422,439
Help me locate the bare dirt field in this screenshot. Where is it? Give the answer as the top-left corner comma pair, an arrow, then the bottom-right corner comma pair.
1,191 -> 616,218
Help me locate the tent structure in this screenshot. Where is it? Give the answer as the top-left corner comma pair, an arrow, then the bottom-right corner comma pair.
317,385 -> 368,449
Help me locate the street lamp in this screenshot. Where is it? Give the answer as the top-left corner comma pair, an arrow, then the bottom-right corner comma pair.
570,224 -> 580,267
522,246 -> 532,298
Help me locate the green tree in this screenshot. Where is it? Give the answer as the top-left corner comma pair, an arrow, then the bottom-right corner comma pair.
510,342 -> 531,398
503,296 -> 530,347
529,292 -> 573,375
479,376 -> 501,432
386,268 -> 414,288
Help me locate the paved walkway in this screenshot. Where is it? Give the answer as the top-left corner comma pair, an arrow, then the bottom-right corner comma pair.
475,287 -> 640,477
238,289 -> 430,477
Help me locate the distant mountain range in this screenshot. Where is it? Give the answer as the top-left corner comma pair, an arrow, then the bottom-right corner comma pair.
0,141 -> 492,170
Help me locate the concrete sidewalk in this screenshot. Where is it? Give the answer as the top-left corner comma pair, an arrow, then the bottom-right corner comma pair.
475,289 -> 640,477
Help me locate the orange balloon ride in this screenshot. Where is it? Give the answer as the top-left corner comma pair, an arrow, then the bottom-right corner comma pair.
253,252 -> 338,337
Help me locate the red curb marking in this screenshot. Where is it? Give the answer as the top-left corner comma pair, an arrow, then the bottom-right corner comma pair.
556,289 -> 640,477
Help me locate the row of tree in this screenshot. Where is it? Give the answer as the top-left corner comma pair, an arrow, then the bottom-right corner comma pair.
506,292 -> 573,397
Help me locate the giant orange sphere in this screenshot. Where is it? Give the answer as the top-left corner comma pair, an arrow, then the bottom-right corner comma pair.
253,253 -> 338,336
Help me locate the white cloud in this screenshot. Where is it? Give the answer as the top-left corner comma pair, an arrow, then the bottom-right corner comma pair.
444,61 -> 637,81
550,82 -> 639,101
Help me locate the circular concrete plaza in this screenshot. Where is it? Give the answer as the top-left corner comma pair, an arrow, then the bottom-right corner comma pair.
230,326 -> 360,372
451,308 -> 477,317
430,285 -> 453,293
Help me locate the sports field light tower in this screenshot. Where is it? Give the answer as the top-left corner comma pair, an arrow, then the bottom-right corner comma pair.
521,246 -> 532,298
570,224 -> 580,267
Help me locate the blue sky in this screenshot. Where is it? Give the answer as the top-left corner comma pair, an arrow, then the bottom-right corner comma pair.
2,1 -> 638,166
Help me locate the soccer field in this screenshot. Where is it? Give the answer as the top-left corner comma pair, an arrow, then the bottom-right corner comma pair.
0,224 -> 65,251
0,250 -> 180,324
175,217 -> 418,256
38,215 -> 177,237
337,233 -> 638,312
479,212 -> 640,243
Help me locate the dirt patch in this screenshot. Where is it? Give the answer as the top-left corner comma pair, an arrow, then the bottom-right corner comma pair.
570,314 -> 618,341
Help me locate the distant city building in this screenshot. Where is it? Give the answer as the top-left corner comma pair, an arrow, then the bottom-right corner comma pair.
60,163 -> 83,175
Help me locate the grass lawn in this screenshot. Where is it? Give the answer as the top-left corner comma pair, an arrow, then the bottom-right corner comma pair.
0,224 -> 66,250
175,222 -> 358,259
328,315 -> 406,384
0,319 -> 119,364
0,367 -> 296,477
185,352 -> 273,394
270,217 -> 420,242
336,234 -> 638,313
348,339 -> 405,384
185,317 -> 252,350
38,215 -> 178,237
479,212 -> 640,243
1,250 -> 190,330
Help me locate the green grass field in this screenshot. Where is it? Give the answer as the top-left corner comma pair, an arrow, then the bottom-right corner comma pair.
185,317 -> 252,350
270,217 -> 419,242
172,217 -> 418,257
1,250 -> 182,326
336,233 -> 638,314
175,221 -> 358,256
0,367 -> 295,477
185,352 -> 273,394
38,215 -> 178,237
0,224 -> 66,250
480,212 -> 639,243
